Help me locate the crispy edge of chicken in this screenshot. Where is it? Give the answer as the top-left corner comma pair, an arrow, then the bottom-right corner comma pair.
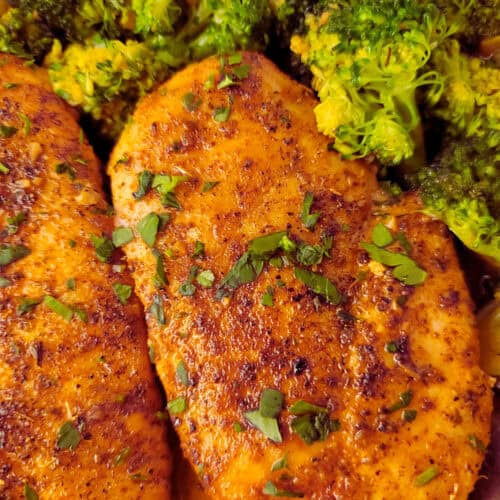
109,52 -> 493,499
0,54 -> 172,499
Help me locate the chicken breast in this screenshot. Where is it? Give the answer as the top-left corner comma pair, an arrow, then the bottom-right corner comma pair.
0,55 -> 171,498
109,52 -> 493,499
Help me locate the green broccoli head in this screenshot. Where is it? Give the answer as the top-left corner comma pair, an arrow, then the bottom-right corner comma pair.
132,0 -> 181,36
183,0 -> 271,60
427,40 -> 500,148
417,135 -> 500,265
291,0 -> 456,166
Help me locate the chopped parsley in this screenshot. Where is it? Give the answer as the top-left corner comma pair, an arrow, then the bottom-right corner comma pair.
468,434 -> 486,452
149,294 -> 166,325
19,113 -> 31,135
262,481 -> 304,498
387,390 -> 413,412
152,249 -> 168,288
234,421 -> 245,433
152,174 -> 188,209
176,360 -> 189,387
55,162 -> 76,180
0,244 -> 30,266
112,227 -> 133,247
213,105 -> 231,122
261,286 -> 274,306
202,181 -> 219,193
136,213 -> 160,247
66,278 -> 76,290
182,92 -> 202,112
112,283 -> 132,305
271,454 -> 288,472
0,162 -> 9,174
114,447 -> 131,466
196,269 -> 215,288
24,482 -> 38,500
294,268 -> 343,305
372,223 -> 393,247
90,234 -> 114,262
244,389 -> 284,443
414,466 -> 439,487
167,396 -> 187,414
133,170 -> 153,200
289,400 -> 339,445
6,212 -> 25,235
192,240 -> 205,257
0,124 -> 17,138
56,421 -> 81,450
402,409 -> 417,422
0,276 -> 12,288
44,295 -> 74,321
17,297 -> 41,316
300,192 -> 320,230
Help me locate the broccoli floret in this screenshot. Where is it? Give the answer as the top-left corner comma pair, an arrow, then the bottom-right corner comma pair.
45,36 -> 174,139
132,0 -> 181,36
290,0 -> 467,166
0,7 -> 53,60
426,39 -> 500,148
181,0 -> 271,60
417,135 -> 500,265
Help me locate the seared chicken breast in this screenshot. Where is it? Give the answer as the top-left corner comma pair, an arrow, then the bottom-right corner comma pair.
0,55 -> 171,498
109,53 -> 493,499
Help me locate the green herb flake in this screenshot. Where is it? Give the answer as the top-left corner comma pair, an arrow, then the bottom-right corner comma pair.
372,223 -> 393,247
402,409 -> 417,422
68,239 -> 76,248
152,174 -> 188,209
204,73 -> 215,90
228,53 -> 243,65
300,192 -> 320,230
56,421 -> 81,450
3,82 -> 17,89
388,390 -> 413,412
395,231 -> 413,254
291,413 -> 339,445
24,482 -> 38,500
294,267 -> 343,305
149,294 -> 166,325
90,234 -> 115,262
271,454 -> 288,472
44,295 -> 73,321
232,64 -> 251,80
213,105 -> 231,122
0,124 -> 17,138
176,360 -> 189,387
136,213 -> 160,247
19,113 -> 31,135
361,243 -> 427,286
261,287 -> 274,307
55,162 -> 76,180
289,400 -> 328,416
79,129 -> 84,144
6,212 -> 26,234
215,252 -> 257,300
112,227 -> 134,247
217,74 -> 235,89
244,410 -> 282,443
113,446 -> 131,466
296,244 -> 325,266
66,278 -> 76,290
202,181 -> 219,193
0,244 -> 31,266
167,396 -> 187,415
468,434 -> 486,452
17,297 -> 41,316
0,276 -> 12,288
262,481 -> 304,497
192,240 -> 205,257
179,281 -> 196,296
414,466 -> 439,487
260,389 -> 284,418
196,269 -> 215,288
234,421 -> 244,433
73,307 -> 88,323
152,249 -> 168,288
113,283 -> 132,305
182,92 -> 202,112
133,171 -> 153,200
0,162 -> 9,174
384,341 -> 398,353
249,231 -> 290,257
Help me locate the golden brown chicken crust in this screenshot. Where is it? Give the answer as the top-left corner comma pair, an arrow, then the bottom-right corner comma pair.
109,52 -> 493,499
0,55 -> 171,499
